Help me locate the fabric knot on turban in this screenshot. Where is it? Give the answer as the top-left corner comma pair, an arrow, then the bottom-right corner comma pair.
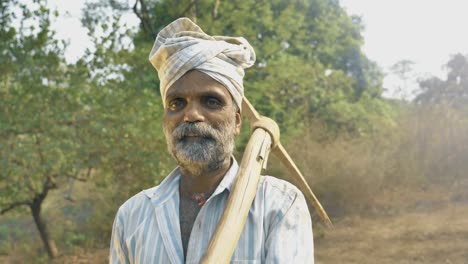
148,17 -> 256,110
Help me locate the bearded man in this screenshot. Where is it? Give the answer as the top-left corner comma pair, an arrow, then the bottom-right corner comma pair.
110,17 -> 314,264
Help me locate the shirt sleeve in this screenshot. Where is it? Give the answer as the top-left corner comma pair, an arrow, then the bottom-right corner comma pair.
264,191 -> 314,263
109,209 -> 130,264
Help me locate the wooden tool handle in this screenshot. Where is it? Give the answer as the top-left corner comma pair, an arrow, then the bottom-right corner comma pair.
201,128 -> 271,263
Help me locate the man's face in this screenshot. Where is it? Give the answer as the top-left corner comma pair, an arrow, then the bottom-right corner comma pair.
163,70 -> 241,176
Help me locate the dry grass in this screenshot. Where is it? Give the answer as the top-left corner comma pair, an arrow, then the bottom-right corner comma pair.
51,248 -> 109,264
315,201 -> 468,264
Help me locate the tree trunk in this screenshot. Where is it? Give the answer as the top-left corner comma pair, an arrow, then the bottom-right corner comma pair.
31,203 -> 58,258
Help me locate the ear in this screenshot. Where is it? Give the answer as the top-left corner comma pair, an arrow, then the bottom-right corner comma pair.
234,110 -> 242,136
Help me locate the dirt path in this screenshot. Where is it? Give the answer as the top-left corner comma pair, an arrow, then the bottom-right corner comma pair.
315,203 -> 468,264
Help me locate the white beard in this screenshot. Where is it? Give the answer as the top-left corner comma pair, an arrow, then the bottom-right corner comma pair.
163,119 -> 236,177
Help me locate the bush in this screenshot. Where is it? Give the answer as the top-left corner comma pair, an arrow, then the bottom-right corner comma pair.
282,105 -> 468,219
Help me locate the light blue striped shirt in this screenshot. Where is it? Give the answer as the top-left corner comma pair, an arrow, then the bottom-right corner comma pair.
110,159 -> 314,263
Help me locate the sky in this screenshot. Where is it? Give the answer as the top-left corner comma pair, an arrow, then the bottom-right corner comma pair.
48,0 -> 468,99
340,0 -> 468,98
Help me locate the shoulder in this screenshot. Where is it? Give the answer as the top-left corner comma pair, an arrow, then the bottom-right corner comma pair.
115,168 -> 181,220
256,176 -> 308,217
253,176 -> 310,233
116,189 -> 150,217
115,185 -> 160,223
258,176 -> 304,203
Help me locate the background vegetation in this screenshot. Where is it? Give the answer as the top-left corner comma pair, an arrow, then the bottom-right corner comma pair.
1,0 -> 467,262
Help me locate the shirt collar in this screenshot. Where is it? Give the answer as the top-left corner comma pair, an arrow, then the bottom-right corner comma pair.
144,156 -> 239,204
143,166 -> 182,206
210,156 -> 239,197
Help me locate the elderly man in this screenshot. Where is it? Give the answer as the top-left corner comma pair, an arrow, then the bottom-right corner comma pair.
110,18 -> 314,263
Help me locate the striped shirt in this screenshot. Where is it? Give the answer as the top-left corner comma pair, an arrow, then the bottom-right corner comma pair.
110,159 -> 314,263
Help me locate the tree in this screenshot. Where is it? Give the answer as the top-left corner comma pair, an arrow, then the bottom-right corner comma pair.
1,0 -> 180,258
0,0 -> 90,258
390,59 -> 416,101
415,53 -> 468,109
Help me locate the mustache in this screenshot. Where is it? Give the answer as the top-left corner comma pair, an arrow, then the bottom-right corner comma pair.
172,122 -> 218,141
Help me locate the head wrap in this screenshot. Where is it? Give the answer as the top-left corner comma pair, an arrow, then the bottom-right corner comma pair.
148,17 -> 256,110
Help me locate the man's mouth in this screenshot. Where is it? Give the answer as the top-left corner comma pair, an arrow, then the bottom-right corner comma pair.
178,134 -> 215,144
180,134 -> 206,141
183,135 -> 201,141
184,134 -> 201,137
172,124 -> 216,143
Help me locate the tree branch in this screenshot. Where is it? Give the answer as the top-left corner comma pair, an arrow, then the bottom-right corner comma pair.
1,201 -> 31,215
35,136 -> 58,190
133,0 -> 154,36
178,0 -> 198,21
213,0 -> 220,19
65,169 -> 91,182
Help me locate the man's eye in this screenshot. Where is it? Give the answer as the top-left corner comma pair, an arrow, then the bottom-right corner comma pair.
204,97 -> 222,108
168,99 -> 185,111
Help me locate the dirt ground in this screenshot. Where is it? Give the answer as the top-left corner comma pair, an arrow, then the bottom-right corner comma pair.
2,201 -> 467,263
315,202 -> 468,264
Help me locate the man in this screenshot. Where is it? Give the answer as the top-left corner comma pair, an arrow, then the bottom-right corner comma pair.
110,17 -> 314,263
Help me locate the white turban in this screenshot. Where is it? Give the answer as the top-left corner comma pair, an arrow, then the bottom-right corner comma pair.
148,17 -> 256,110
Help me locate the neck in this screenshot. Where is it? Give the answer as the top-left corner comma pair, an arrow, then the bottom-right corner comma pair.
179,157 -> 232,195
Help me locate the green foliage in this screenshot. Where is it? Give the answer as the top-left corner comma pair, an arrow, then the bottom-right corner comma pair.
79,3 -> 176,194
0,0 -> 71,209
0,1 -> 86,258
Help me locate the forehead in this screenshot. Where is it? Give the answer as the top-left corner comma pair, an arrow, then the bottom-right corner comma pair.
166,70 -> 232,100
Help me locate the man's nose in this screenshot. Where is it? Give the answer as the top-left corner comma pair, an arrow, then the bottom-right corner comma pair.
183,102 -> 205,123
